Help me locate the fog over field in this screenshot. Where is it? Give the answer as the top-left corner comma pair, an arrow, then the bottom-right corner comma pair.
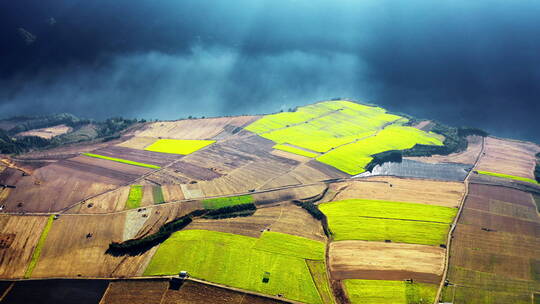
0,0 -> 539,142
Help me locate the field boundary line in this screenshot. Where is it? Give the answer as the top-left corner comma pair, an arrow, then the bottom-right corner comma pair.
434,136 -> 485,303
0,282 -> 14,302
97,282 -> 112,304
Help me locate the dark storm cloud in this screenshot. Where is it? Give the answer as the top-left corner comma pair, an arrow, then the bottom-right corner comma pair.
0,0 -> 539,142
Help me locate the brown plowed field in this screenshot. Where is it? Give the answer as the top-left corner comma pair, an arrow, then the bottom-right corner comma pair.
117,136 -> 158,150
333,269 -> 441,284
468,183 -> 536,208
161,184 -> 185,201
140,185 -> 155,206
259,173 -> 302,189
329,240 -> 444,283
187,202 -> 326,241
452,223 -> 540,259
30,213 -> 153,278
67,186 -> 130,214
169,161 -> 222,181
162,280 -> 285,304
445,183 -> 540,303
70,155 -> 152,179
460,207 -> 539,236
405,135 -> 483,165
330,177 -> 464,207
476,137 -> 540,180
465,194 -> 538,222
3,163 -> 121,212
0,215 -> 48,278
451,246 -> 533,281
270,149 -> 312,163
100,279 -> 169,304
144,168 -> 190,185
144,134 -> 321,196
134,116 -> 259,139
0,168 -> 23,185
93,146 -> 180,167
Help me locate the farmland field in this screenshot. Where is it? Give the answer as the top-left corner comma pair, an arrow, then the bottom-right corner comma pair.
145,139 -> 215,155
330,177 -> 465,208
273,144 -> 318,158
245,100 -> 444,175
152,186 -> 165,204
92,145 -> 179,167
24,215 -> 55,278
443,183 -> 540,303
0,215 -> 49,278
344,279 -> 437,304
144,230 -> 324,304
161,280 -> 287,304
476,170 -> 539,184
306,260 -> 336,304
320,199 -> 457,223
202,194 -> 253,209
320,199 -> 455,245
134,116 -> 258,140
329,240 -> 444,283
125,185 -> 143,209
188,202 -> 326,241
317,125 -> 443,175
82,152 -> 161,169
99,279 -> 169,304
476,137 -> 540,180
1,159 -> 145,212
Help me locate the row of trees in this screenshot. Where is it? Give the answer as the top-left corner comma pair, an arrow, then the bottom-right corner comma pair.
107,203 -> 257,256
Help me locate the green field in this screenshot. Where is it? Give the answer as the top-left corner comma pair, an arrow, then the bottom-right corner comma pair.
145,139 -> 215,155
319,199 -> 456,245
246,100 -> 404,154
252,231 -> 325,260
152,186 -> 165,204
273,144 -> 319,158
202,194 -> 254,209
125,185 -> 143,209
345,280 -> 437,304
307,260 -> 336,304
244,100 -> 444,174
82,153 -> 160,169
317,125 -> 443,175
24,215 -> 55,278
476,170 -> 539,185
144,230 -> 324,304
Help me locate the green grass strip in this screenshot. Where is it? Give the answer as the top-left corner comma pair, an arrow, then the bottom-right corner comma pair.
152,185 -> 165,204
476,170 -> 539,184
202,194 -> 254,209
125,185 -> 143,209
273,144 -> 319,158
24,215 -> 55,278
344,279 -> 437,304
82,153 -> 160,169
306,260 -> 337,304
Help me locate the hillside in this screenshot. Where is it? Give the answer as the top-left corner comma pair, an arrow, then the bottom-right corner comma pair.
0,100 -> 539,304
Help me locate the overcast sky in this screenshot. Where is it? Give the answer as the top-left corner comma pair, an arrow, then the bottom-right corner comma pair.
0,0 -> 539,142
